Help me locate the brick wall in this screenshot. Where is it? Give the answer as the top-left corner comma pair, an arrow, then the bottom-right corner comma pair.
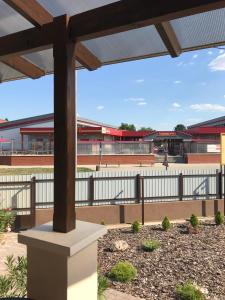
0,154 -> 155,166
185,153 -> 220,164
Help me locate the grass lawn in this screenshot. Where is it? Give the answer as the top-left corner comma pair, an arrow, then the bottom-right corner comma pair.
0,167 -> 93,175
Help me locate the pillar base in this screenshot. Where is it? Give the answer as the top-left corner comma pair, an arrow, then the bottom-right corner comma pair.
18,221 -> 107,300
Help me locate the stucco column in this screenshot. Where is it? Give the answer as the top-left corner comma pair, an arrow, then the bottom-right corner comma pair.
18,221 -> 107,300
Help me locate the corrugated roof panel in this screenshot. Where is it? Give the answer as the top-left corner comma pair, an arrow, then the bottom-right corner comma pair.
171,8 -> 225,50
0,62 -> 25,82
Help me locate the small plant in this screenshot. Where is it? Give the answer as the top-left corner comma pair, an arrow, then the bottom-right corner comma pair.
162,216 -> 172,231
100,220 -> 105,225
0,209 -> 16,232
131,220 -> 141,233
176,282 -> 206,300
190,214 -> 199,228
215,211 -> 224,226
142,240 -> 160,252
108,261 -> 137,283
0,255 -> 27,298
98,271 -> 109,300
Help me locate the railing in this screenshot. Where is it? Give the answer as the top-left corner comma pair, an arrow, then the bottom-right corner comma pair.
0,169 -> 223,214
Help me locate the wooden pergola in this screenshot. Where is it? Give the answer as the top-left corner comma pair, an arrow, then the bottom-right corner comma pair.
1,0 -> 225,233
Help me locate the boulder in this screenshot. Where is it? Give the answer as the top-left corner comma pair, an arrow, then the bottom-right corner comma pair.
109,240 -> 129,252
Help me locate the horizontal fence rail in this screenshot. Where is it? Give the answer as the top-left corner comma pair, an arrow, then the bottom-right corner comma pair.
0,168 -> 223,214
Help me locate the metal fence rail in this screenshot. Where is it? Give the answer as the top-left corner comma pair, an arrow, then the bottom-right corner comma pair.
0,168 -> 223,213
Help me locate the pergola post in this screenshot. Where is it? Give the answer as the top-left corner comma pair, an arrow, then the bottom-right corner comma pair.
53,15 -> 76,233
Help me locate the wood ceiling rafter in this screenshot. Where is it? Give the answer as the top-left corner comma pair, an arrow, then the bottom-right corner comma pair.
3,0 -> 101,71
1,0 -> 225,61
155,22 -> 181,58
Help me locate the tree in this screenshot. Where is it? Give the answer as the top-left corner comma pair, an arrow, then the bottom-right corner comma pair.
119,123 -> 136,131
139,126 -> 153,131
174,124 -> 186,131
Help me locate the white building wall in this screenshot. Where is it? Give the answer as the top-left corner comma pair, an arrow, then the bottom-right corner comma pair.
0,120 -> 54,151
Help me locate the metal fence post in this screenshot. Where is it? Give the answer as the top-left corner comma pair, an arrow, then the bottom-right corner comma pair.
178,173 -> 183,201
141,176 -> 145,225
136,174 -> 141,203
30,176 -> 36,228
89,175 -> 95,205
216,169 -> 222,199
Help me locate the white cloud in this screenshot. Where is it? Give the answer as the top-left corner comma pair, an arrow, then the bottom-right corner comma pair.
96,105 -> 104,111
209,53 -> 225,71
193,54 -> 198,59
125,97 -> 145,102
172,102 -> 181,108
219,49 -> 225,54
174,80 -> 182,84
137,102 -> 147,106
207,51 -> 213,55
190,103 -> 225,112
135,79 -> 144,83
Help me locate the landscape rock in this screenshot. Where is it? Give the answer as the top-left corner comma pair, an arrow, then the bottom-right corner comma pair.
109,240 -> 129,252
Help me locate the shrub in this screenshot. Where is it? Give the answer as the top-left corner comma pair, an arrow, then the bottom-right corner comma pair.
98,272 -> 109,300
0,255 -> 27,298
0,209 -> 16,232
108,261 -> 137,283
100,220 -> 105,225
190,214 -> 199,228
131,220 -> 141,233
142,240 -> 160,252
162,216 -> 172,231
215,211 -> 224,226
176,282 -> 206,300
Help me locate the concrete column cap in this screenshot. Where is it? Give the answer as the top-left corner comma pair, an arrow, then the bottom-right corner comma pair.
18,221 -> 107,256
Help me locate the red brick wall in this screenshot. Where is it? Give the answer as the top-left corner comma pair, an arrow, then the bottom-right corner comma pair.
0,154 -> 155,166
185,153 -> 220,164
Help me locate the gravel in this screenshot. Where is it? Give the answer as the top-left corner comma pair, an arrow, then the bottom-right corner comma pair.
98,221 -> 225,300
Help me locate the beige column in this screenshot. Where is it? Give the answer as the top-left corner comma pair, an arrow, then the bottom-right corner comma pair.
18,221 -> 107,300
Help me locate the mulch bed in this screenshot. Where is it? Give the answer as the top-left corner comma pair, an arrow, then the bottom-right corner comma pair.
98,221 -> 225,300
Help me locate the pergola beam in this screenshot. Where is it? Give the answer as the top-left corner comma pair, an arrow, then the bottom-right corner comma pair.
155,22 -> 181,58
69,0 -> 225,41
1,56 -> 45,79
3,0 -> 101,71
1,0 -> 225,59
3,0 -> 53,26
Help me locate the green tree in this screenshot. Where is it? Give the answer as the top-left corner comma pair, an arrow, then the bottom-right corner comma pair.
119,123 -> 136,131
174,124 -> 186,131
139,126 -> 153,131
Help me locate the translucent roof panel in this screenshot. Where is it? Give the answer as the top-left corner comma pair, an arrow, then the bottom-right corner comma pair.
1,1 -> 225,82
84,26 -> 167,65
171,8 -> 225,50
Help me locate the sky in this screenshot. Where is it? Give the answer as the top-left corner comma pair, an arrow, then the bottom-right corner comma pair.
1,47 -> 225,130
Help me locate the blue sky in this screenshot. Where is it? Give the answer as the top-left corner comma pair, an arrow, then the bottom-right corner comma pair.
1,47 -> 225,130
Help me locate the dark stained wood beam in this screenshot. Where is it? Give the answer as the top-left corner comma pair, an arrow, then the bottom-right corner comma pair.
3,0 -> 101,70
53,15 -> 76,233
69,0 -> 225,41
75,43 -> 101,70
3,0 -> 53,26
1,56 -> 45,79
155,22 -> 181,57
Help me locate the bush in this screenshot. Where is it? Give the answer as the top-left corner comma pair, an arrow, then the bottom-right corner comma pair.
215,211 -> 224,226
176,282 -> 206,300
108,261 -> 137,283
100,220 -> 105,225
142,240 -> 160,252
0,255 -> 27,298
190,214 -> 199,228
0,209 -> 16,232
131,220 -> 141,233
162,216 -> 172,231
98,272 -> 109,300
